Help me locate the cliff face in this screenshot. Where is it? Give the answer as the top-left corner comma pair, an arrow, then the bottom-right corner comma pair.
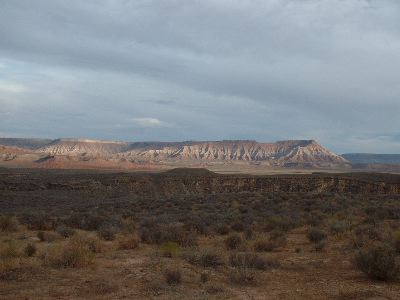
121,140 -> 348,167
38,139 -> 130,156
0,138 -> 349,169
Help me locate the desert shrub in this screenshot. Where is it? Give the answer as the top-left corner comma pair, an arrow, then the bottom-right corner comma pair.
330,221 -> 346,235
269,230 -> 287,247
81,214 -> 108,231
0,257 -> 20,279
20,213 -> 56,230
139,222 -> 197,247
314,240 -> 326,252
200,272 -> 209,283
392,230 -> 400,253
205,284 -> 224,294
118,235 -> 139,250
353,224 -> 381,240
228,266 -> 257,286
160,241 -> 180,257
164,268 -> 181,285
306,213 -> 325,227
229,253 -> 274,270
231,221 -> 245,232
165,225 -> 197,247
225,233 -> 242,250
186,249 -> 224,268
354,243 -> 399,281
139,226 -> 163,244
184,216 -> 208,235
0,215 -> 19,232
253,239 -> 277,252
37,231 -> 60,242
97,224 -> 117,241
307,228 -> 327,244
84,235 -> 103,253
215,224 -> 230,235
263,216 -> 293,232
56,225 -> 76,238
244,228 -> 254,240
24,243 -> 37,257
350,224 -> 387,249
86,279 -> 119,295
43,235 -> 95,268
121,217 -> 136,233
0,242 -> 22,259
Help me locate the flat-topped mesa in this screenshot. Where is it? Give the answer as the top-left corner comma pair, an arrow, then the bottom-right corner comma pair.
0,138 -> 349,168
37,138 -> 130,156
121,139 -> 348,167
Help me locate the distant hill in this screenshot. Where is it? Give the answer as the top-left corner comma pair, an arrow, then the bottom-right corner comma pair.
0,137 -> 349,169
342,153 -> 400,164
0,138 -> 52,149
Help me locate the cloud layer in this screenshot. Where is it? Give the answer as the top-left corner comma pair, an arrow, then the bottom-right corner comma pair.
0,0 -> 399,153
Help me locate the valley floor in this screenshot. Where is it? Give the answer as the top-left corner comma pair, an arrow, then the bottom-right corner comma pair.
1,169 -> 400,299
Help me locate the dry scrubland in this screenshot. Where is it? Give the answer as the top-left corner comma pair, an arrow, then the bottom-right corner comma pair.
1,169 -> 400,299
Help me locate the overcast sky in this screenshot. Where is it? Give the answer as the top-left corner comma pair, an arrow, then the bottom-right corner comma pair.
0,0 -> 399,153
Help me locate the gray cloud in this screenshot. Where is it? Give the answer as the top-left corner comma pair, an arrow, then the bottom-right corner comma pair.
0,0 -> 399,153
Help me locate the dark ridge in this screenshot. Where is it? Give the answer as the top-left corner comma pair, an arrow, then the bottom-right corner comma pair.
163,168 -> 217,176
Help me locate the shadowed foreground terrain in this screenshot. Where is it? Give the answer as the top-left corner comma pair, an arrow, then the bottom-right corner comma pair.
1,168 -> 400,299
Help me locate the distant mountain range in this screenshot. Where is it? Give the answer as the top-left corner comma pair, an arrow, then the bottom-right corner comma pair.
0,138 -> 350,170
342,153 -> 400,165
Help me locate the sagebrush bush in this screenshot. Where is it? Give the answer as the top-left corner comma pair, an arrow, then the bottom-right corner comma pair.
87,279 -> 119,295
24,243 -> 37,257
139,222 -> 197,247
215,224 -> 230,235
225,233 -> 242,250
392,230 -> 400,253
20,213 -> 56,230
0,216 -> 19,232
121,217 -> 136,233
200,272 -> 209,283
118,235 -> 139,250
228,266 -> 257,286
244,228 -> 254,240
263,216 -> 293,232
330,221 -> 346,235
56,225 -> 76,238
0,257 -> 21,279
0,242 -> 22,259
43,236 -> 95,268
164,268 -> 181,285
307,228 -> 327,244
97,224 -> 117,241
186,249 -> 224,268
229,253 -> 271,270
253,239 -> 276,252
160,241 -> 180,257
314,240 -> 326,252
37,231 -> 60,242
354,243 -> 399,281
61,233 -> 103,253
231,221 -> 245,232
205,284 -> 224,294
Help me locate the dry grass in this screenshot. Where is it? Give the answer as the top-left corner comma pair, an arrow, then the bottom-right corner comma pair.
41,234 -> 96,268
118,235 -> 139,250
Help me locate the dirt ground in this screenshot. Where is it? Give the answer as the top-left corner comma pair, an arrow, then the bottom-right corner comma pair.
1,226 -> 399,300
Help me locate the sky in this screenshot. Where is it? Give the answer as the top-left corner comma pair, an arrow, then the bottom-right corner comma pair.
0,0 -> 399,154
